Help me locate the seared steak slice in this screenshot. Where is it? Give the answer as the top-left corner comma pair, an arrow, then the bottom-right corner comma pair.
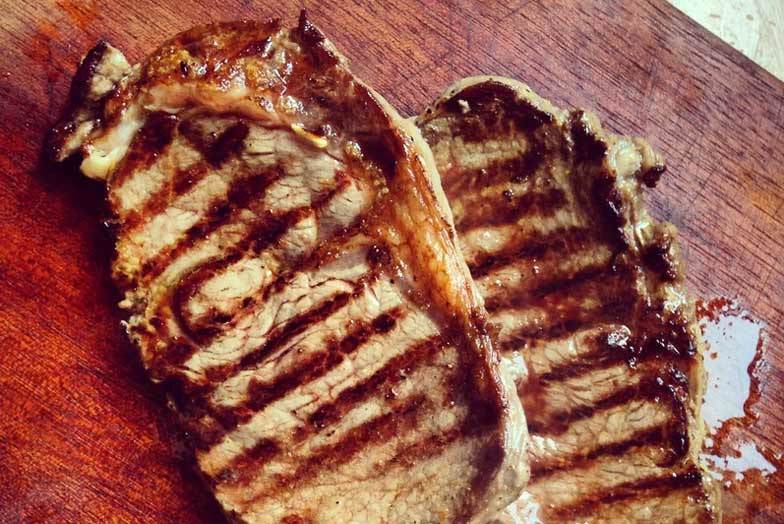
49,20 -> 529,524
416,77 -> 720,523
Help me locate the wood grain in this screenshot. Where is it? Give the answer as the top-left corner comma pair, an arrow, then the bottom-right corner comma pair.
0,0 -> 782,522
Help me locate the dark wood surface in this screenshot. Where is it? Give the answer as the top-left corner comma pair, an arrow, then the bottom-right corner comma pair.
1,0 -> 782,522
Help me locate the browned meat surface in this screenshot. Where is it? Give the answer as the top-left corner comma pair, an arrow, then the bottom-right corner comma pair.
416,77 -> 720,523
49,19 -> 529,524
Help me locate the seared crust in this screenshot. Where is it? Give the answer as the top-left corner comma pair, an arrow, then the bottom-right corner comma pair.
417,76 -> 719,523
50,20 -> 528,524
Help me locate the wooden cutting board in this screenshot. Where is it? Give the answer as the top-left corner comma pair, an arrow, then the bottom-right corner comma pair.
1,0 -> 782,522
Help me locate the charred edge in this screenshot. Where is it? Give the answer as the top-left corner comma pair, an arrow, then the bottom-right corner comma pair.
591,173 -> 628,250
441,81 -> 553,142
139,167 -> 283,280
147,19 -> 282,81
468,226 -> 599,279
110,112 -> 179,188
294,10 -> 340,68
213,307 -> 404,442
550,468 -> 703,520
456,188 -> 567,232
642,229 -> 679,282
640,164 -> 666,188
233,37 -> 273,60
245,395 -> 429,504
47,41 -> 111,160
569,111 -> 607,163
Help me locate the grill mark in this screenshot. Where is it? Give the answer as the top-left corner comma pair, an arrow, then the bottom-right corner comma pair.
110,112 -> 179,187
173,247 -> 384,421
213,438 -> 280,484
140,167 -> 285,281
380,424 -> 465,471
301,336 -> 443,438
211,309 -> 415,484
550,468 -> 703,520
174,289 -> 362,451
501,292 -> 637,346
531,320 -> 695,385
468,226 -> 601,278
216,307 -> 404,433
526,373 -> 680,436
280,516 -> 313,524
243,395 -> 429,504
456,187 -> 566,233
442,141 -> 546,198
196,175 -> 357,325
162,176 -> 356,348
484,261 -> 621,312
528,366 -> 692,477
168,210 -> 300,345
119,119 -> 250,230
206,292 -> 353,393
530,425 -> 669,478
123,162 -> 212,230
179,119 -> 251,167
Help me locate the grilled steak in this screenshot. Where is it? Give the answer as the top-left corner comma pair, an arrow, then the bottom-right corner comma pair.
416,77 -> 720,523
49,20 -> 529,524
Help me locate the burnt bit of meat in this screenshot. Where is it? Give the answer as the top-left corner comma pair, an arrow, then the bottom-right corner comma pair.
207,122 -> 250,166
47,41 -> 111,159
293,10 -> 340,68
640,163 -> 666,188
569,111 -> 607,163
590,173 -> 628,249
642,229 -> 679,281
442,81 -> 553,141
